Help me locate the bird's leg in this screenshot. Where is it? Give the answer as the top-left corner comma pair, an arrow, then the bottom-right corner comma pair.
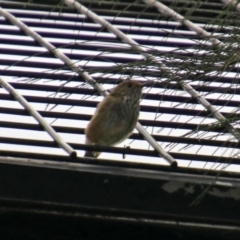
122,145 -> 131,159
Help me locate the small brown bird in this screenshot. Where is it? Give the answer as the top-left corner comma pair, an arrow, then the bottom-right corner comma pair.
84,79 -> 145,157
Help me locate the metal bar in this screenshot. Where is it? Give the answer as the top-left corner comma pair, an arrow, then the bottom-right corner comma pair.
3,90 -> 240,108
1,155 -> 240,186
143,0 -> 224,46
222,0 -> 240,11
0,76 -> 76,157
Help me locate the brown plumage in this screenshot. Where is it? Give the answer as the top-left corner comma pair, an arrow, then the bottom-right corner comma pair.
84,80 -> 144,157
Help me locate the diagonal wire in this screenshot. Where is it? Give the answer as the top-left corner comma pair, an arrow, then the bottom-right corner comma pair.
64,0 -> 240,144
143,0 -> 224,46
221,0 -> 240,11
0,6 -> 177,167
0,76 -> 76,158
143,0 -> 240,139
0,7 -> 81,157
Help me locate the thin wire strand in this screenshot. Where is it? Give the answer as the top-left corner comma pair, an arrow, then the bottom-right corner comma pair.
143,0 -> 224,46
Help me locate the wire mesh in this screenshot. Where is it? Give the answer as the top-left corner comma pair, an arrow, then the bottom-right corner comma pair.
0,0 -> 240,173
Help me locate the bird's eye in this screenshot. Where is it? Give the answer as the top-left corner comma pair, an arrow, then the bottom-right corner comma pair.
127,83 -> 132,88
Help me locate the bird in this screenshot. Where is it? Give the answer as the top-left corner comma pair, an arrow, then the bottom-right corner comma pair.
84,79 -> 146,158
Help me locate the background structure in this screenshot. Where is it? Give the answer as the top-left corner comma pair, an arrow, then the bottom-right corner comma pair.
0,0 -> 240,239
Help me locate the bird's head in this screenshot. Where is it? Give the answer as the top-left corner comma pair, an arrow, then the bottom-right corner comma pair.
110,79 -> 146,99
